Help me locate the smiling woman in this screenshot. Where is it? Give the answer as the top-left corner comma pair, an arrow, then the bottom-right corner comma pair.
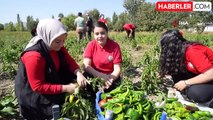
50,33 -> 66,51
83,22 -> 122,98
93,24 -> 108,47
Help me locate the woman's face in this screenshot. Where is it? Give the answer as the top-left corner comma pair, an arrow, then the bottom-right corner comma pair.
50,33 -> 67,51
94,27 -> 108,46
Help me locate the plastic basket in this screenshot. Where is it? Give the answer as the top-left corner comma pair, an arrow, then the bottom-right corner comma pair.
95,91 -> 105,120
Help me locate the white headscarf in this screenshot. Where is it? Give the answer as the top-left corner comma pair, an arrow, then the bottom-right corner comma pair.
25,19 -> 67,50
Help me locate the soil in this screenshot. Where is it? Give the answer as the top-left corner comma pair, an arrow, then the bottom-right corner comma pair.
0,73 -> 14,98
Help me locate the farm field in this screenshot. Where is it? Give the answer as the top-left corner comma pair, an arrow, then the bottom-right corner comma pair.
1,31 -> 213,119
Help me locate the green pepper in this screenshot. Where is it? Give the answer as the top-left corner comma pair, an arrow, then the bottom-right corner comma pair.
132,90 -> 144,95
109,86 -> 123,95
125,108 -> 140,120
170,116 -> 181,120
144,102 -> 151,112
166,97 -> 178,103
135,102 -> 142,115
109,98 -> 125,103
153,112 -> 161,120
115,112 -> 124,120
100,93 -> 111,100
108,103 -> 123,114
131,94 -> 141,103
122,104 -> 131,112
195,111 -> 211,117
143,114 -> 149,120
132,91 -> 145,100
120,88 -> 129,98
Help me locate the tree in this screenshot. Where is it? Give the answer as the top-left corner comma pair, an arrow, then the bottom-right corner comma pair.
112,12 -> 118,26
185,0 -> 213,33
17,14 -> 21,24
126,1 -> 190,31
135,2 -> 159,31
15,22 -> 24,31
123,0 -> 144,23
114,12 -> 128,31
110,12 -> 119,31
4,22 -> 16,31
0,23 -> 4,30
105,17 -> 112,30
87,9 -> 100,24
26,16 -> 38,31
187,12 -> 206,33
16,14 -> 24,31
61,14 -> 76,31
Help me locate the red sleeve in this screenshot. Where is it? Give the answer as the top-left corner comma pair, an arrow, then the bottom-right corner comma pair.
113,42 -> 122,64
61,47 -> 79,72
186,45 -> 213,73
22,51 -> 62,94
84,41 -> 94,59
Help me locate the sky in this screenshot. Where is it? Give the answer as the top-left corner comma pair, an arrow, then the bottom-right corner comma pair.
0,0 -> 158,24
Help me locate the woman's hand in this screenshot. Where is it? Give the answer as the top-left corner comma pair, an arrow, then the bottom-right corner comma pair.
62,83 -> 78,93
76,72 -> 88,87
174,80 -> 187,91
74,69 -> 88,87
100,74 -> 114,89
104,78 -> 113,89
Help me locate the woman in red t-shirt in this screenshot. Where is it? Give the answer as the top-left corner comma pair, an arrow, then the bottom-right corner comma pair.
123,23 -> 135,39
159,29 -> 213,108
83,22 -> 122,92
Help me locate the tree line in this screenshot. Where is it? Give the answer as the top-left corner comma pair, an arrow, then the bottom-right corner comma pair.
0,0 -> 213,33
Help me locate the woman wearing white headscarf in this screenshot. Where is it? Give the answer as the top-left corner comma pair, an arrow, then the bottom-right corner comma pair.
15,19 -> 88,120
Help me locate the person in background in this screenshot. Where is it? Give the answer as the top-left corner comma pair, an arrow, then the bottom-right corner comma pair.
15,19 -> 88,120
31,28 -> 37,37
57,17 -> 62,22
98,14 -> 107,26
123,23 -> 135,39
159,29 -> 213,108
83,21 -> 122,93
74,12 -> 85,43
86,13 -> 93,40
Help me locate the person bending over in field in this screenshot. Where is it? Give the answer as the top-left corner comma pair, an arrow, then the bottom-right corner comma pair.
15,19 -> 88,120
159,29 -> 213,108
83,22 -> 122,94
123,23 -> 135,39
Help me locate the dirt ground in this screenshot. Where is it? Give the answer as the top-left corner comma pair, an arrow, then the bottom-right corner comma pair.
0,73 -> 14,98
